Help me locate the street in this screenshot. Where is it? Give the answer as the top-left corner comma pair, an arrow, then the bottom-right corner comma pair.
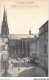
2,58 -> 46,77
7,59 -> 35,77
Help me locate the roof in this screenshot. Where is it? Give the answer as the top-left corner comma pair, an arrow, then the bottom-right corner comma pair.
39,20 -> 48,29
8,34 -> 36,39
39,20 -> 48,35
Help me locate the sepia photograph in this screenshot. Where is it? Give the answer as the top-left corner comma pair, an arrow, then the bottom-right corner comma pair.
0,0 -> 48,77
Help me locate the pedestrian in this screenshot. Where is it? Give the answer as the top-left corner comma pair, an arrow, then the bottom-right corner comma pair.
18,68 -> 20,71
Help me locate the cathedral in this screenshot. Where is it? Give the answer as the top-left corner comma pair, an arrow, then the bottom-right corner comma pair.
1,7 -> 38,59
0,6 -> 48,77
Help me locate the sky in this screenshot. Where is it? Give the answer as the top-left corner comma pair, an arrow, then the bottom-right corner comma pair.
0,0 -> 48,34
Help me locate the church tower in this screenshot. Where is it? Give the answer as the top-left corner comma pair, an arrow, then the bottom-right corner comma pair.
29,28 -> 31,35
1,7 -> 9,36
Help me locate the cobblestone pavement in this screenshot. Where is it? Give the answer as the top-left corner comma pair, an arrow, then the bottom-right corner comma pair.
2,59 -> 47,77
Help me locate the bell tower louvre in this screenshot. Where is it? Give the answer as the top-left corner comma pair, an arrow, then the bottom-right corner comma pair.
1,7 -> 9,36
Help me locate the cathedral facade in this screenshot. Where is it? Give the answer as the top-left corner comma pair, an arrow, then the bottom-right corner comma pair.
1,8 -> 38,59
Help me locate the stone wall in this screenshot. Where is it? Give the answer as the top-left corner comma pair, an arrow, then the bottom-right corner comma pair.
39,21 -> 48,70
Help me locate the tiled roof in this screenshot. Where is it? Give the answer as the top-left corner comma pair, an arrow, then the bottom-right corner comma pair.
8,34 -> 36,39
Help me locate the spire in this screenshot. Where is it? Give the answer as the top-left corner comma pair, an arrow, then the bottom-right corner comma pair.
3,6 -> 7,21
1,6 -> 9,36
4,5 -> 5,13
29,27 -> 31,35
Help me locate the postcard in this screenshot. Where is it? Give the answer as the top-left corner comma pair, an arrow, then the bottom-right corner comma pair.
0,0 -> 48,78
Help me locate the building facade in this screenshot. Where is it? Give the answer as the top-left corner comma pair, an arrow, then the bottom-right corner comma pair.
39,21 -> 48,71
8,35 -> 35,58
0,35 -> 9,76
30,36 -> 39,58
1,7 -> 37,59
0,7 -> 9,76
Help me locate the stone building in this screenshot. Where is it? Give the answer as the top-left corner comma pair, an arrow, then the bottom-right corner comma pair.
0,34 -> 9,76
1,7 -> 38,59
39,21 -> 48,72
8,35 -> 35,58
0,7 -> 9,76
30,36 -> 39,58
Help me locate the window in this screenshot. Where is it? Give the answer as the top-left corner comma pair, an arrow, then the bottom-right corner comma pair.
44,34 -> 46,41
44,45 -> 47,54
1,45 -> 5,51
2,38 -> 4,42
5,44 -> 8,50
44,33 -> 48,41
